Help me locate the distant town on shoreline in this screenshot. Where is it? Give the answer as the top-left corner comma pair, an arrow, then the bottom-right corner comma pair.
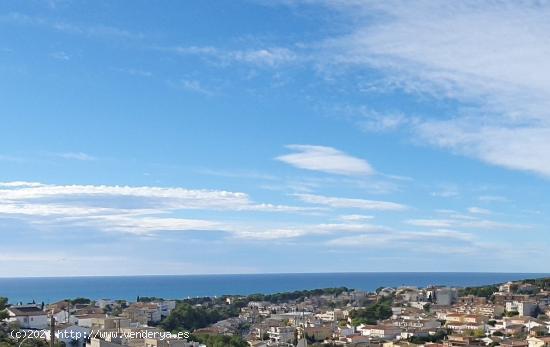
1,276 -> 550,347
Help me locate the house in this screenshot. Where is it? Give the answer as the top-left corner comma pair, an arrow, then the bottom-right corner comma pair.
89,338 -> 122,347
459,296 -> 488,305
444,335 -> 483,347
96,299 -> 117,310
143,337 -> 202,347
267,326 -> 295,344
506,301 -> 538,317
359,324 -> 401,339
345,334 -> 370,344
396,318 -> 441,330
48,301 -> 70,312
157,301 -> 176,317
500,282 -> 517,294
500,339 -> 529,347
49,324 -> 91,347
50,308 -> 69,324
123,303 -> 162,325
527,337 -> 550,347
7,305 -> 49,329
247,341 -> 269,347
504,324 -> 526,336
303,325 -> 332,341
121,306 -> 149,325
73,306 -> 104,316
75,313 -> 108,328
90,317 -> 131,330
316,309 -> 345,322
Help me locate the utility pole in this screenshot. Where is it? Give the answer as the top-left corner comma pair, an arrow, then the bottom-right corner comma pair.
50,310 -> 55,347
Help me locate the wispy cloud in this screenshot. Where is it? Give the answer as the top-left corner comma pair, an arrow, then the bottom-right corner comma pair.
113,67 -> 153,78
0,182 -> 315,236
295,193 -> 407,211
327,228 -> 474,248
167,45 -> 298,67
431,185 -> 459,198
313,1 -> 550,177
276,144 -> 374,176
0,181 -> 44,188
337,214 -> 374,222
232,221 -> 389,240
467,206 -> 491,215
53,152 -> 96,161
178,79 -> 214,96
406,217 -> 527,230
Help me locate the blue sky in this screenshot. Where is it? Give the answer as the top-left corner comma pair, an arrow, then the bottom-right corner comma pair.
1,0 -> 549,276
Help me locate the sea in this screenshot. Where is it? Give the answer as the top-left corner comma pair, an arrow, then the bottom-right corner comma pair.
1,272 -> 548,304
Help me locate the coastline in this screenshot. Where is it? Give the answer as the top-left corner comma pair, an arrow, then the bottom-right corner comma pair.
2,272 -> 548,304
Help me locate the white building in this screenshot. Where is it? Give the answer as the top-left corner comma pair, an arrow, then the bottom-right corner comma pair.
96,299 -> 117,310
158,301 -> 176,317
506,301 -> 538,317
359,324 -> 401,339
49,325 -> 91,347
267,326 -> 295,344
7,305 -> 49,329
51,309 -> 69,324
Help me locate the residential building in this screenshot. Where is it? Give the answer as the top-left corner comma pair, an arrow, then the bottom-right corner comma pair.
6,305 -> 49,329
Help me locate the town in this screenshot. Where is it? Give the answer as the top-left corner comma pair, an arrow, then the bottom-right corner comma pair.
1,278 -> 550,347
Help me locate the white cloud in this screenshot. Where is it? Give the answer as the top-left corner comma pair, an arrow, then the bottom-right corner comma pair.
406,217 -> 526,230
406,219 -> 452,228
232,222 -> 388,240
354,107 -> 411,133
467,206 -> 491,215
54,152 -> 96,161
0,181 -> 44,187
0,182 -> 314,235
327,228 -> 474,247
430,184 -> 459,198
178,79 -> 213,96
0,182 -> 315,213
317,1 -> 550,177
75,215 -> 221,235
337,214 -> 374,222
296,193 -> 407,211
230,47 -> 297,66
169,45 -> 297,67
276,144 -> 374,176
114,67 -> 153,78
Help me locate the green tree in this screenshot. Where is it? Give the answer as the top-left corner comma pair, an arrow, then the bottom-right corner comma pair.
160,303 -> 238,332
349,297 -> 393,326
0,298 -> 8,310
68,298 -> 90,305
473,329 -> 486,338
0,297 -> 9,321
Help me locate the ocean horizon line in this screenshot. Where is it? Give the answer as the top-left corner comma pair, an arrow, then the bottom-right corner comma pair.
2,272 -> 549,303
1,271 -> 548,280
